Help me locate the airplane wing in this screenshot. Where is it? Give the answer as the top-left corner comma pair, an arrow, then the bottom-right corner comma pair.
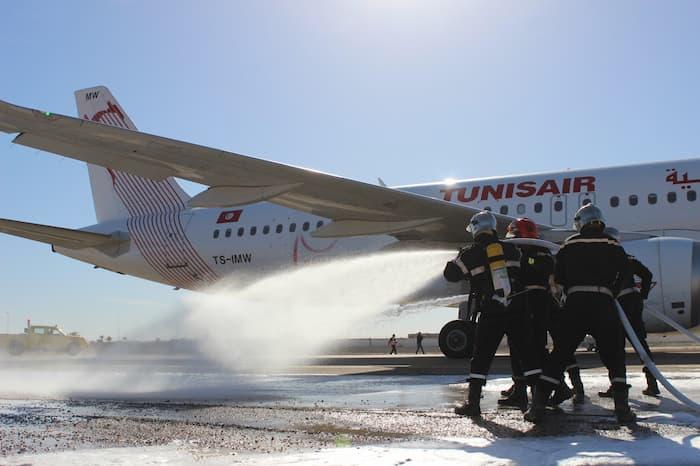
0,218 -> 127,253
0,99 -> 546,243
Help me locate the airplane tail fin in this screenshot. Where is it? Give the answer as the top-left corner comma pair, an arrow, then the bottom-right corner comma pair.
74,86 -> 190,223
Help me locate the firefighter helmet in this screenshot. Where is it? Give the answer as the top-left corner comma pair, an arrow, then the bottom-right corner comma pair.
573,204 -> 605,231
506,218 -> 540,239
467,211 -> 497,238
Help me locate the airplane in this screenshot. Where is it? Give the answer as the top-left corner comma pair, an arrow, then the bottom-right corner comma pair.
0,86 -> 698,358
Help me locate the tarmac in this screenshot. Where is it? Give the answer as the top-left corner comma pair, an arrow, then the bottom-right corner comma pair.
0,348 -> 699,464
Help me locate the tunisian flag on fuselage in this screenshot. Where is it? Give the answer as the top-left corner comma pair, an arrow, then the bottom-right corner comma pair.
216,210 -> 243,224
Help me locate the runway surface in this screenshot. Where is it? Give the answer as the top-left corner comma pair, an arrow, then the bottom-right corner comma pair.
0,350 -> 699,464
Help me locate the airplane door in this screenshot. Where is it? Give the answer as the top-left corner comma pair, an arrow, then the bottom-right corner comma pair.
579,192 -> 596,207
163,212 -> 193,270
550,195 -> 567,226
157,212 -> 212,287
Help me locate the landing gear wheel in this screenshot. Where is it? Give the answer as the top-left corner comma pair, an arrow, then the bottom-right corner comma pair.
439,320 -> 474,359
8,340 -> 24,356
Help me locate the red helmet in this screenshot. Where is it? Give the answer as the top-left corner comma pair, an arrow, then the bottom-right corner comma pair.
506,218 -> 539,239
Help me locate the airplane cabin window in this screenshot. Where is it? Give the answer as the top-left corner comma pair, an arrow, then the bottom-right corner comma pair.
517,204 -> 526,215
534,202 -> 542,213
303,222 -> 310,231
225,228 -> 232,238
668,192 -> 677,203
582,198 -> 592,206
316,221 -> 324,229
648,193 -> 657,205
250,226 -> 257,236
610,196 -> 619,207
213,229 -> 220,239
688,190 -> 697,201
290,223 -> 297,233
276,224 -> 283,234
237,227 -> 244,237
554,200 -> 563,212
484,206 -> 492,211
629,195 -> 638,206
263,225 -> 270,235
500,205 -> 508,215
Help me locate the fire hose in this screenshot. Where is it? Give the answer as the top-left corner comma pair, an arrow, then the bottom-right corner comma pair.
615,301 -> 700,412
643,306 -> 700,345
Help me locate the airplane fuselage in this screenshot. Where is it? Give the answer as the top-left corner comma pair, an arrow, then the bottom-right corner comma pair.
60,157 -> 700,290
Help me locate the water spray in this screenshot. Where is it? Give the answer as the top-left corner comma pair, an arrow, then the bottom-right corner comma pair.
183,250 -> 455,372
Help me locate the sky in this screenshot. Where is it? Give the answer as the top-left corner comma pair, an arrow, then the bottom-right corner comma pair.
1,0 -> 700,340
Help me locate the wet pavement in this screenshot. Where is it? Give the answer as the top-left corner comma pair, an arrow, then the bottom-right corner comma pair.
0,352 -> 699,464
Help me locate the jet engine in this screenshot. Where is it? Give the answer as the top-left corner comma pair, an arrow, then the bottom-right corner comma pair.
623,237 -> 700,332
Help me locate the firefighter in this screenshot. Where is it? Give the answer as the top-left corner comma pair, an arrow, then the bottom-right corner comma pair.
598,227 -> 660,397
444,211 -> 541,417
498,218 -> 553,410
498,218 -> 581,408
525,204 -> 635,423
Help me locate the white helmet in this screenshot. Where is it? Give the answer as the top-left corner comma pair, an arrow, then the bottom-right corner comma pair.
573,204 -> 605,232
467,211 -> 497,238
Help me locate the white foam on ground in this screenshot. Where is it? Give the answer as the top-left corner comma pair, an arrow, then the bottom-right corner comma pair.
2,373 -> 700,464
183,250 -> 453,372
6,432 -> 700,466
238,434 -> 700,466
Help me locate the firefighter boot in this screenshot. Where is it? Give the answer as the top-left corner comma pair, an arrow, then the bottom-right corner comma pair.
598,385 -> 614,398
568,367 -> 585,405
612,383 -> 636,423
501,383 -> 515,397
642,367 -> 660,396
498,382 -> 528,410
524,384 -> 552,423
455,380 -> 483,418
549,379 -> 573,406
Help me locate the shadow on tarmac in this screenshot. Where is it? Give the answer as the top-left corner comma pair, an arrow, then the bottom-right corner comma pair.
309,350 -> 700,376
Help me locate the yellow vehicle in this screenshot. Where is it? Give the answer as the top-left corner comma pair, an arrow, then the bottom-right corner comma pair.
0,324 -> 88,356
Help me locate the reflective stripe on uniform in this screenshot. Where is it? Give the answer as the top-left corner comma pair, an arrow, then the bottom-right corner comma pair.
525,285 -> 547,291
611,377 -> 627,383
567,285 -> 613,297
563,238 -> 620,246
506,260 -> 521,268
617,287 -> 638,298
453,258 -> 469,275
540,375 -> 561,385
523,369 -> 542,377
470,265 -> 486,276
565,363 -> 579,371
468,373 -> 487,380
